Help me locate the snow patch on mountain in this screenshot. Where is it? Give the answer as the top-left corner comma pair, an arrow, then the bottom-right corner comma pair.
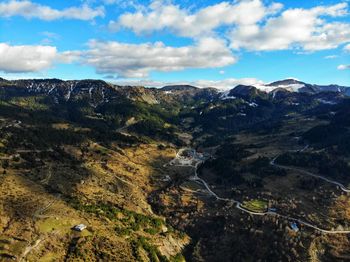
271,83 -> 305,92
317,99 -> 337,105
220,90 -> 236,100
248,102 -> 258,107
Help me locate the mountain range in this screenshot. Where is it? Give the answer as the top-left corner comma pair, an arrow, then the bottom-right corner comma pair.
1,77 -> 350,261
1,77 -> 349,104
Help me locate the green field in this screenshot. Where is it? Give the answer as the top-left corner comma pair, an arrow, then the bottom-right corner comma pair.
241,199 -> 268,213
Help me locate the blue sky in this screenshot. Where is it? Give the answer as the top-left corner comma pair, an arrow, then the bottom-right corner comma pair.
0,0 -> 350,89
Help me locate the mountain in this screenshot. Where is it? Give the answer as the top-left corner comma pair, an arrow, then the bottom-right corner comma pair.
0,78 -> 170,106
267,78 -> 306,92
225,85 -> 267,100
268,79 -> 305,87
269,87 -> 292,99
1,78 -> 112,99
160,85 -> 198,91
346,88 -> 350,96
266,78 -> 350,95
1,78 -> 349,101
306,84 -> 349,94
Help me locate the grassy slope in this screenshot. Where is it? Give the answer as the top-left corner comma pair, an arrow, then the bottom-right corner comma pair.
0,95 -> 188,261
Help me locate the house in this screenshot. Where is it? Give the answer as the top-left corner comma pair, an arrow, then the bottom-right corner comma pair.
290,222 -> 299,232
163,175 -> 171,182
72,224 -> 87,232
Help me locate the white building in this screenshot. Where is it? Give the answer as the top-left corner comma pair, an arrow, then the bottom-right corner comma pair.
73,224 -> 87,231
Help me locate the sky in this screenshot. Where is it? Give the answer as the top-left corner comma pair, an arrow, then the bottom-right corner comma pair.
0,0 -> 350,89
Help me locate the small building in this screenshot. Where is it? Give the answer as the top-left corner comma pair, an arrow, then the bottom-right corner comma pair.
268,208 -> 277,212
290,222 -> 299,232
72,224 -> 87,232
163,175 -> 171,182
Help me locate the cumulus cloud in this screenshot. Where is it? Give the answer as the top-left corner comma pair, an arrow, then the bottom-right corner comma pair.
229,2 -> 350,51
110,0 -> 282,37
0,38 -> 237,77
0,43 -> 58,73
338,64 -> 350,70
0,0 -> 104,20
82,38 -> 236,78
111,0 -> 350,52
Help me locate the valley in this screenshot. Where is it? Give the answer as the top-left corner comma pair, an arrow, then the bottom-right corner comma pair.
0,78 -> 350,261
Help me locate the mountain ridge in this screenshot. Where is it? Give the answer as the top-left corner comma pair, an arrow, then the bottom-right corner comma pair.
1,77 -> 349,96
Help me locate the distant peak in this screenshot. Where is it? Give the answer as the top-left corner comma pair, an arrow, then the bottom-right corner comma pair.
231,85 -> 259,93
267,79 -> 305,87
228,84 -> 267,100
161,85 -> 199,91
233,84 -> 257,90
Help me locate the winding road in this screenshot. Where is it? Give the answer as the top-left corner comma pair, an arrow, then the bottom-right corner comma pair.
168,148 -> 350,234
270,157 -> 350,193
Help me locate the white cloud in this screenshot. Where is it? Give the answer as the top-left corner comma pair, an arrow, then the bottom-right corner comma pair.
193,78 -> 265,90
338,64 -> 350,70
40,31 -> 61,45
111,0 -> 350,52
0,0 -> 104,20
324,55 -> 338,59
41,31 -> 60,39
110,0 -> 282,37
0,73 -> 46,80
102,0 -> 142,9
0,43 -> 58,73
110,79 -> 167,87
344,44 -> 350,51
82,38 -> 236,78
111,77 -> 265,90
229,3 -> 350,51
0,37 -> 237,78
57,51 -> 82,63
